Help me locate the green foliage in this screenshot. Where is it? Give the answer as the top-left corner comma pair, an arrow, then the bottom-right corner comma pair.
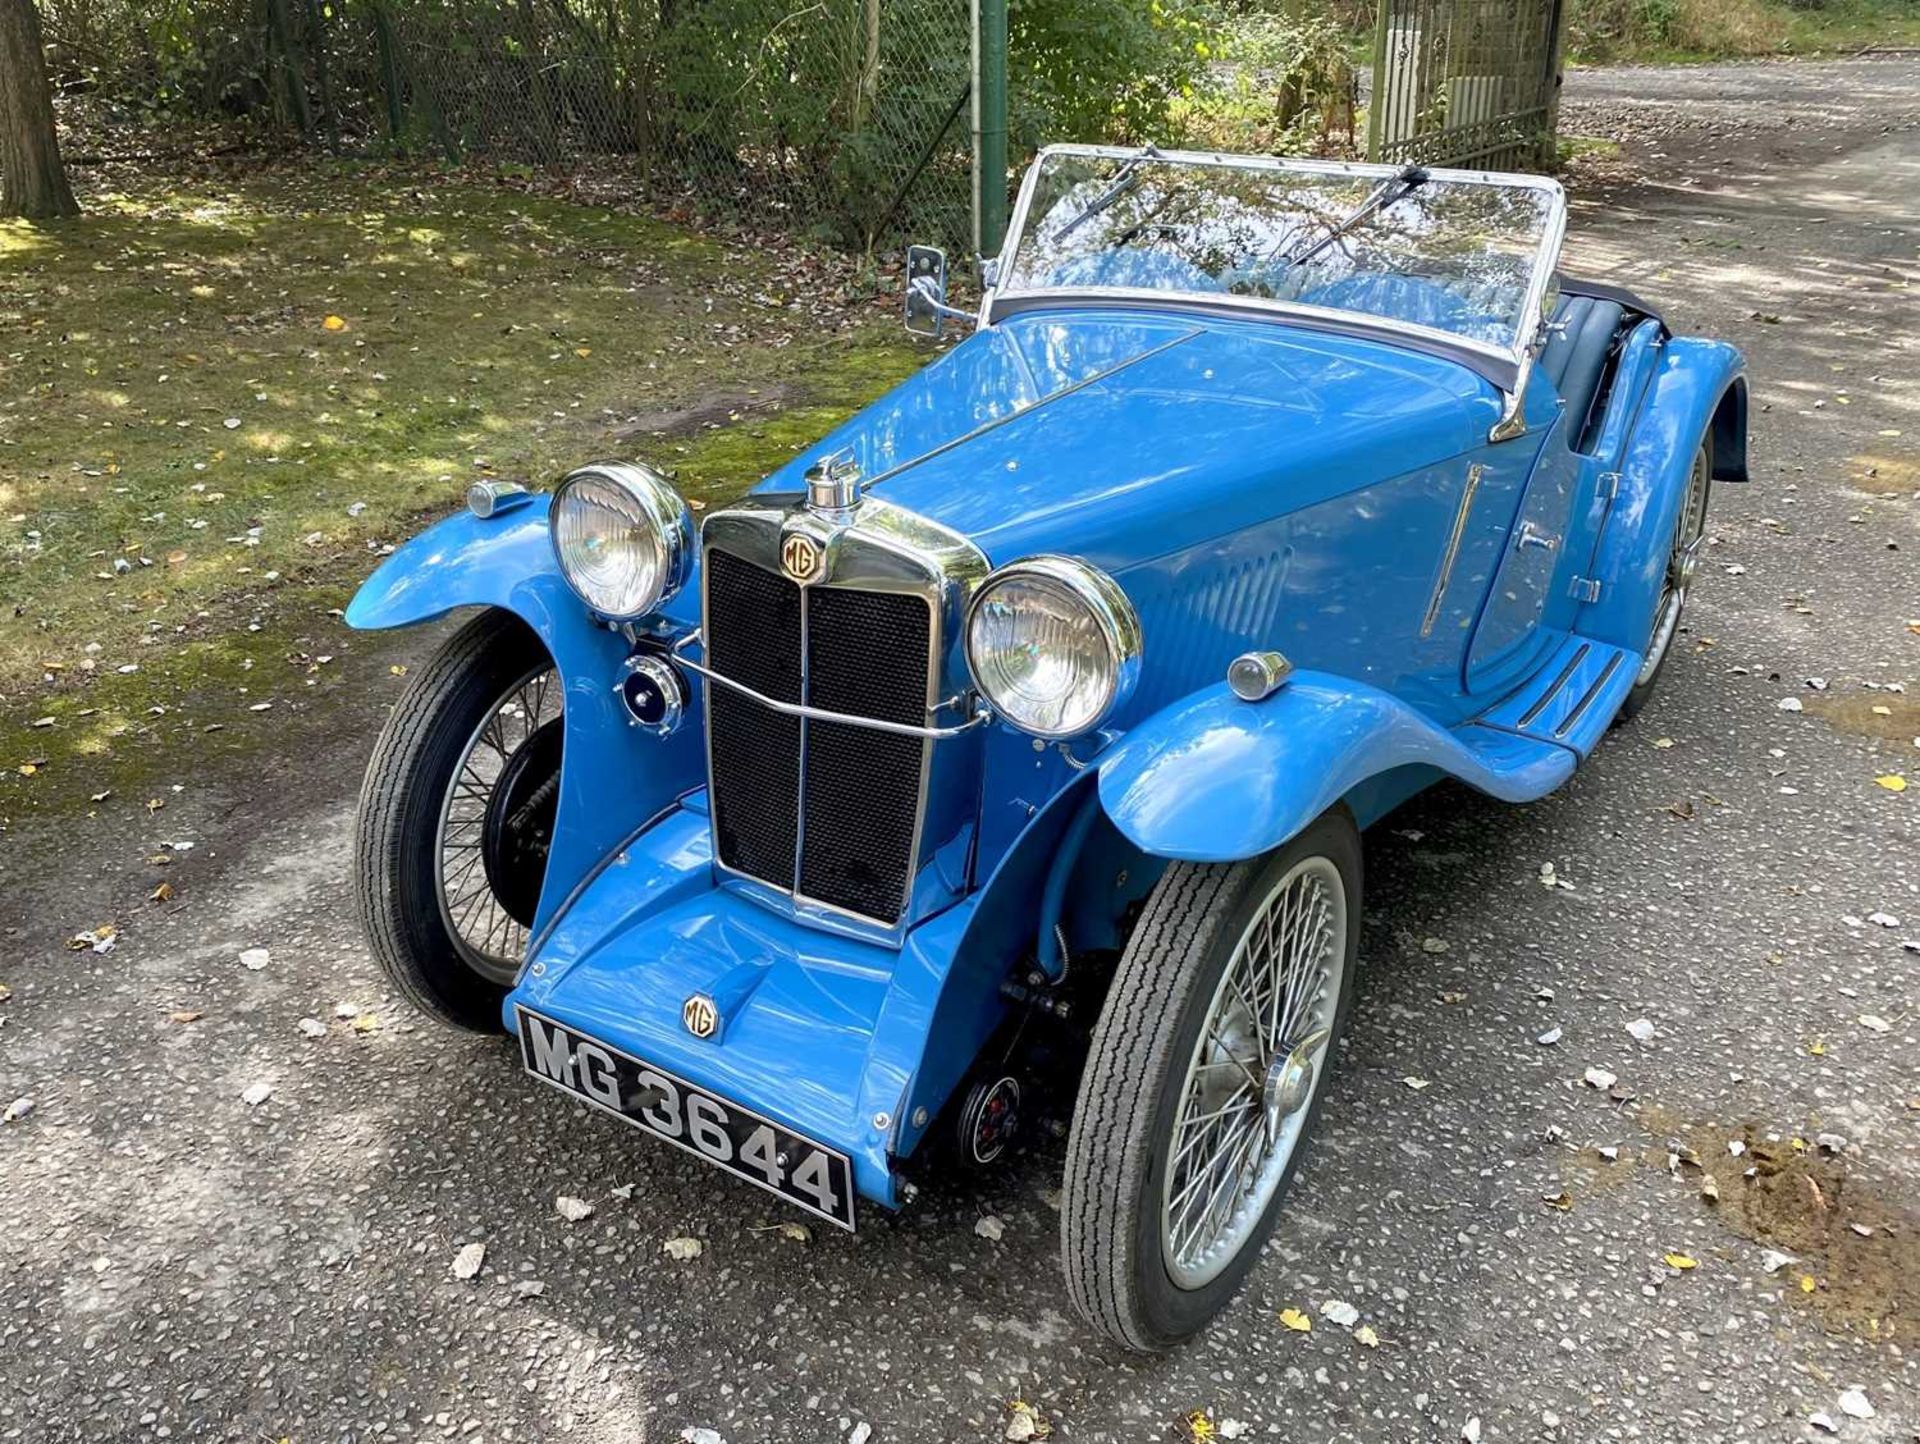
1170,9 -> 1359,156
1008,0 -> 1214,148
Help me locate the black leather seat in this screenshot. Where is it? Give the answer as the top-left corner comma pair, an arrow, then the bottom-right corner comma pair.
1538,293 -> 1625,451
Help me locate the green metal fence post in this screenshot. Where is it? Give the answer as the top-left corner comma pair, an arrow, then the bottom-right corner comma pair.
972,0 -> 1009,259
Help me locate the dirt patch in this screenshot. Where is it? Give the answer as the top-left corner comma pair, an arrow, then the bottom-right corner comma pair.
1663,1118 -> 1919,1344
1846,451 -> 1920,496
1804,691 -> 1920,743
609,382 -> 801,443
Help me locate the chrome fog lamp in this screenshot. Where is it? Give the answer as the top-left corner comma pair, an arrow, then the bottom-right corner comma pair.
965,555 -> 1141,740
550,462 -> 693,621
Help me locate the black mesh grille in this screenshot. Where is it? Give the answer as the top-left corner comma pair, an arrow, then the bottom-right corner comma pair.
800,585 -> 932,922
703,547 -> 934,925
706,548 -> 802,887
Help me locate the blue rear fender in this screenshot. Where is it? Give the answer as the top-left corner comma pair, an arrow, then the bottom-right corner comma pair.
1577,337 -> 1747,653
344,499 -> 705,939
1095,675 -> 1577,864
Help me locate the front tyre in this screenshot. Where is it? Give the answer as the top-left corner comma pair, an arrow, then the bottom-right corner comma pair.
353,609 -> 562,1031
1062,809 -> 1361,1351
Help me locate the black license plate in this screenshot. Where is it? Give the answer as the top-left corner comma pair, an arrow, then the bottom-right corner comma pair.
516,1007 -> 856,1230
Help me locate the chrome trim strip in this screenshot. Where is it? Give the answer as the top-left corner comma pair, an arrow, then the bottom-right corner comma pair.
1420,462 -> 1485,639
672,632 -> 988,739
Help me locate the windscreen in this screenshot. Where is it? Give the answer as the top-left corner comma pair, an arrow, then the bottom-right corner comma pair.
1000,151 -> 1561,354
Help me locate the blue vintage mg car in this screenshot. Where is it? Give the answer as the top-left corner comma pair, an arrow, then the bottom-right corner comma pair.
348,146 -> 1747,1349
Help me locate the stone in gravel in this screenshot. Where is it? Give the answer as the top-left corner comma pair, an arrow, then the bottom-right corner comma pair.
975,1215 -> 1006,1241
1461,1419 -> 1482,1444
679,1429 -> 724,1444
1776,696 -> 1804,712
2,1097 -> 33,1123
1319,1299 -> 1359,1328
1761,1249 -> 1796,1274
848,1424 -> 872,1444
554,1195 -> 594,1222
240,1082 -> 272,1106
1809,1413 -> 1838,1434
1866,911 -> 1900,927
1625,1018 -> 1656,1043
238,948 -> 270,971
1838,1389 -> 1874,1420
1816,1132 -> 1848,1153
1856,1015 -> 1891,1034
1583,1067 -> 1617,1090
1536,1026 -> 1563,1046
1420,936 -> 1450,954
663,1236 -> 703,1261
451,1242 -> 486,1280
513,1280 -> 547,1298
297,1017 -> 327,1038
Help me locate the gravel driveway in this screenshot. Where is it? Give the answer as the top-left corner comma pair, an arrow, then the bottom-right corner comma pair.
2,56 -> 1915,1444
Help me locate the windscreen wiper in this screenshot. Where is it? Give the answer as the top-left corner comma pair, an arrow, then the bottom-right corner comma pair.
1056,144 -> 1163,241
1280,163 -> 1430,270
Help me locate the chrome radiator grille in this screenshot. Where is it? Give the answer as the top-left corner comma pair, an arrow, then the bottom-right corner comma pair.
704,545 -> 934,926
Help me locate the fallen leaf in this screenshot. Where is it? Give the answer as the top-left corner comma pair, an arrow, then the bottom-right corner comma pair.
1801,1274 -> 1818,1293
322,314 -> 347,331
975,1215 -> 1006,1241
1354,1324 -> 1380,1348
1874,774 -> 1907,792
149,882 -> 173,904
451,1242 -> 486,1279
297,1017 -> 327,1038
1003,1401 -> 1051,1441
168,1009 -> 202,1024
1184,1411 -> 1215,1442
1838,1389 -> 1874,1420
1856,1014 -> 1891,1034
0,983 -> 10,1003
1583,1067 -> 1617,1090
1402,1076 -> 1430,1090
663,1235 -> 704,1261
1760,1249 -> 1796,1274
1319,1298 -> 1359,1328
777,1220 -> 811,1244
1542,1190 -> 1573,1211
350,1013 -> 379,1034
1420,936 -> 1449,954
1664,1253 -> 1698,1271
1278,1307 -> 1312,1332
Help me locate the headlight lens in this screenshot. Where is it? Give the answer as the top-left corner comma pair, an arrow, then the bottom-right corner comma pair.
966,556 -> 1141,739
550,462 -> 692,620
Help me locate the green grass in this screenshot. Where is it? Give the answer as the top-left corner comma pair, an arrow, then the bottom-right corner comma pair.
1565,0 -> 1920,63
0,162 -> 926,808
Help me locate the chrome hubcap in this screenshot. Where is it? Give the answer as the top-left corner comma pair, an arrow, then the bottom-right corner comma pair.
1161,856 -> 1348,1290
433,665 -> 561,984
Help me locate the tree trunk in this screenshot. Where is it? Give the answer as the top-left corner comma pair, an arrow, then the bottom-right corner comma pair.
0,0 -> 79,219
265,0 -> 315,138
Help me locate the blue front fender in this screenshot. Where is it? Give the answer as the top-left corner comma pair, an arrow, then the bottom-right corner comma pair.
1096,676 -> 1576,863
346,501 -> 704,938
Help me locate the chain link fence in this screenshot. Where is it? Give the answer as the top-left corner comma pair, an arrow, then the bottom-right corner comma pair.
40,0 -> 980,247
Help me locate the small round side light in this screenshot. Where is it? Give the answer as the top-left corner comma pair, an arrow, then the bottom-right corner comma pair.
466,479 -> 531,519
1228,650 -> 1294,702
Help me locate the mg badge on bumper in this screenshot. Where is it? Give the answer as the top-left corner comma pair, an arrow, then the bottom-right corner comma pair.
682,993 -> 719,1039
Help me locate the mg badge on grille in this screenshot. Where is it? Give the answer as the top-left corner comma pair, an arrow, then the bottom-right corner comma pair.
781,532 -> 824,584
682,993 -> 720,1040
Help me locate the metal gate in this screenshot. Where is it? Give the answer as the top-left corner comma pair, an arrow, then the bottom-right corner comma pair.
1367,0 -> 1566,171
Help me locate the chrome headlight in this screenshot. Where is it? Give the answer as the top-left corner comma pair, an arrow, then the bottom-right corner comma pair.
965,556 -> 1141,739
550,462 -> 693,620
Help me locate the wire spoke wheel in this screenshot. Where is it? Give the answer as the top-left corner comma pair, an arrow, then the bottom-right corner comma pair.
1160,856 -> 1348,1290
1637,441 -> 1712,688
433,664 -> 561,985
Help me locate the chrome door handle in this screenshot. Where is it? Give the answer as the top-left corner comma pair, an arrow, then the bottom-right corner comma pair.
1516,522 -> 1558,552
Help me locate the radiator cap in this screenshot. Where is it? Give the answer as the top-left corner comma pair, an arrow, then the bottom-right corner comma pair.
805,447 -> 862,514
